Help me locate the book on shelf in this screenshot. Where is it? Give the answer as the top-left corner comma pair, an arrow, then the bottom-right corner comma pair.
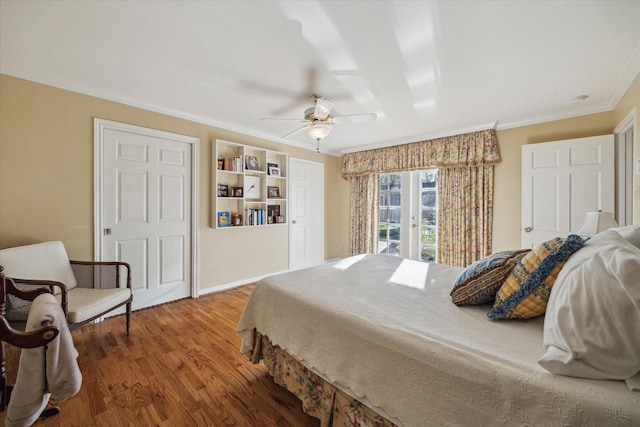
226,156 -> 243,172
244,208 -> 267,226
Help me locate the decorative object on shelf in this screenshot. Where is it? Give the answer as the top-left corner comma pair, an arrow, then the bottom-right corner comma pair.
575,211 -> 618,237
267,186 -> 280,198
217,211 -> 231,227
231,213 -> 243,226
232,187 -> 243,197
217,184 -> 229,197
245,155 -> 259,170
244,176 -> 261,199
217,158 -> 225,170
269,166 -> 280,176
268,204 -> 281,223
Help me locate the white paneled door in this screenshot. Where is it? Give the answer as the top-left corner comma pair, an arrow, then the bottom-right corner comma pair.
95,119 -> 197,311
521,135 -> 614,248
289,158 -> 324,271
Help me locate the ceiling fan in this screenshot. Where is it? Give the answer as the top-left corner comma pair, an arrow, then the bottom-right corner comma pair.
261,94 -> 377,152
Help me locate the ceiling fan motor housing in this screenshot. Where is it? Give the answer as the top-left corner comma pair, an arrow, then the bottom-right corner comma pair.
304,107 -> 317,121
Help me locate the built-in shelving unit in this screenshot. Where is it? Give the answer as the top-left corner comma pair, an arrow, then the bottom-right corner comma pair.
213,140 -> 287,229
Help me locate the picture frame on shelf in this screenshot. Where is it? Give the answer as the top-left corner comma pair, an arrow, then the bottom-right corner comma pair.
232,187 -> 243,197
267,186 -> 280,198
217,211 -> 231,227
217,158 -> 225,170
267,160 -> 278,174
217,184 -> 229,197
245,155 -> 259,170
269,166 -> 281,176
244,175 -> 261,199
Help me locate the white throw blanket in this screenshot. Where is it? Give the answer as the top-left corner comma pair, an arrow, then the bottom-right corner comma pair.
6,293 -> 82,427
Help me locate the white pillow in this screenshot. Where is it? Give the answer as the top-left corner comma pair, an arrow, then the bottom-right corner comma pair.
611,224 -> 640,249
538,230 -> 640,380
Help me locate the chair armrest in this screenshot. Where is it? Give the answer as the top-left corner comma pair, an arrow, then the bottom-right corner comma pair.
8,277 -> 69,315
70,260 -> 132,289
5,277 -> 53,301
0,316 -> 59,348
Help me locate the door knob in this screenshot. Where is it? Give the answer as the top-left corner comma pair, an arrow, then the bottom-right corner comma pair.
292,220 -> 297,224
524,227 -> 532,233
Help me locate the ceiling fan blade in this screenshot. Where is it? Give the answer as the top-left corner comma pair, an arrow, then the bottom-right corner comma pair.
331,113 -> 377,124
282,125 -> 308,139
270,98 -> 310,116
314,98 -> 334,120
260,117 -> 306,122
305,68 -> 317,94
241,80 -> 302,99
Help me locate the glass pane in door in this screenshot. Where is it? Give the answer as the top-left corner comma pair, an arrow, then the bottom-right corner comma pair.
418,170 -> 438,262
379,173 -> 402,255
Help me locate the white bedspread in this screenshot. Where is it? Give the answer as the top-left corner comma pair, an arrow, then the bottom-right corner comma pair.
237,254 -> 640,426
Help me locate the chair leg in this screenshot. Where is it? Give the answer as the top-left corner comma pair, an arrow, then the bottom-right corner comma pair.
126,301 -> 131,336
40,406 -> 60,419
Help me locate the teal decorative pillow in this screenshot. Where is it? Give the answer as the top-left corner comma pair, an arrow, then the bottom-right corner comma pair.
450,249 -> 531,305
487,234 -> 585,320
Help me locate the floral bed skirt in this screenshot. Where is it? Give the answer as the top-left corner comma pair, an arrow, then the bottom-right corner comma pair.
248,331 -> 397,427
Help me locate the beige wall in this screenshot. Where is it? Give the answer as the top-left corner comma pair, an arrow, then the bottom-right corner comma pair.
1,71 -> 638,288
493,72 -> 640,250
0,74 -> 350,292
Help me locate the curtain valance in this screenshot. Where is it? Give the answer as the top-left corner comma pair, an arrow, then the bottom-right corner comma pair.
341,129 -> 500,177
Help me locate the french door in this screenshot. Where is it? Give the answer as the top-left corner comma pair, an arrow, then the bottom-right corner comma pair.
379,170 -> 438,262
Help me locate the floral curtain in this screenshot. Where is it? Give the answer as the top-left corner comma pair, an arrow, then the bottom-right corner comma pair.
343,129 -> 499,265
349,174 -> 379,255
342,129 -> 500,177
438,165 -> 494,266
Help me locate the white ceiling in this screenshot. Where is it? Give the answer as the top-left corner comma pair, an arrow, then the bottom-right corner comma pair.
2,1 -> 640,155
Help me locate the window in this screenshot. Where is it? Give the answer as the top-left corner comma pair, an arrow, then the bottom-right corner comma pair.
379,170 -> 438,261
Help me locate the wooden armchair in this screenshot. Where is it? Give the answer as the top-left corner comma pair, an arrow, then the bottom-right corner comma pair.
0,241 -> 132,335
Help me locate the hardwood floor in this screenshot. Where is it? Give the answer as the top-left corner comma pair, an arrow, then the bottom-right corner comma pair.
1,285 -> 320,427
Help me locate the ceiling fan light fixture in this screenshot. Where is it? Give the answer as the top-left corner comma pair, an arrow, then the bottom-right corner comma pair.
307,121 -> 331,141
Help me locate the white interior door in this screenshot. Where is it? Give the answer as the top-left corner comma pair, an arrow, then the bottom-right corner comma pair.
521,135 -> 614,248
615,108 -> 636,226
95,119 -> 198,311
289,158 -> 324,270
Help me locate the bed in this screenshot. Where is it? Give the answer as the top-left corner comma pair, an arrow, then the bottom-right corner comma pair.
237,228 -> 640,426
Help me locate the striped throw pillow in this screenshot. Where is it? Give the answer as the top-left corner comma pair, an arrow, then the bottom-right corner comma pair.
451,249 -> 531,305
487,235 -> 585,320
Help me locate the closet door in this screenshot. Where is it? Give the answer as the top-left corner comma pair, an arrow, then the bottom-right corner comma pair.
521,135 -> 614,248
289,158 -> 324,270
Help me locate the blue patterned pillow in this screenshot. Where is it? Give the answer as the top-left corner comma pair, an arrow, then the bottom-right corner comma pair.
487,234 -> 585,320
451,249 -> 531,305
